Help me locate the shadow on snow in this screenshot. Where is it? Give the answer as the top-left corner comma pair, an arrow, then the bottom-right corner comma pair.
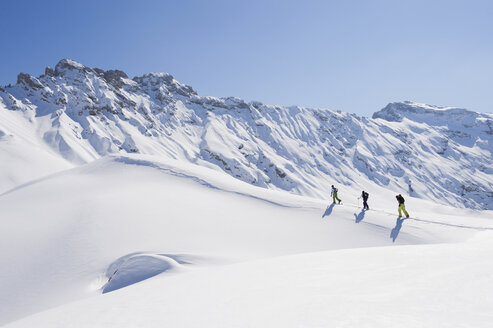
354,209 -> 366,223
390,217 -> 408,242
322,203 -> 336,218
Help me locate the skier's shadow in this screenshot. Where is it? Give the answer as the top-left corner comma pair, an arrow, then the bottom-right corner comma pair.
354,209 -> 366,223
322,203 -> 335,218
390,217 -> 408,242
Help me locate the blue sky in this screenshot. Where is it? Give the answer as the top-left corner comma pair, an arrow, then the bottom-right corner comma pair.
1,0 -> 492,116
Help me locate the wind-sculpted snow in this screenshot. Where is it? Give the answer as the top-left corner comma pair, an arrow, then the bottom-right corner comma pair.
1,59 -> 492,209
102,253 -> 191,293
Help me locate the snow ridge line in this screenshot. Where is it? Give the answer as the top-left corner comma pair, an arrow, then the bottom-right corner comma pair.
112,156 -> 310,209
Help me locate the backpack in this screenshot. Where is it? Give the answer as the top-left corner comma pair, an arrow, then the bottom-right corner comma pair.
363,192 -> 369,199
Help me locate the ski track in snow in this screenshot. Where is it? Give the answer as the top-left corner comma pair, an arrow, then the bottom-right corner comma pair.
408,217 -> 493,230
329,200 -> 493,231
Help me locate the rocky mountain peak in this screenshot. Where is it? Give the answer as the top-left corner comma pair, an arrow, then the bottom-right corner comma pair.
372,101 -> 482,124
44,66 -> 54,77
50,59 -> 129,89
16,73 -> 44,89
102,70 -> 129,88
54,58 -> 89,76
133,72 -> 197,97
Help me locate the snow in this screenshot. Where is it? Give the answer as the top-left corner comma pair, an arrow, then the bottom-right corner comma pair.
4,213 -> 493,327
1,59 -> 493,327
1,154 -> 492,326
0,102 -> 73,192
101,253 -> 187,293
1,59 -> 491,209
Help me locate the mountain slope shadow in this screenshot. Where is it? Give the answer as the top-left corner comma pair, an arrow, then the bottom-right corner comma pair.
354,209 -> 366,223
322,203 -> 335,218
390,217 -> 408,242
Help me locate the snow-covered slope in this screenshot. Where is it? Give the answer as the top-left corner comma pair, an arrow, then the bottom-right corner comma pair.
1,59 -> 492,209
0,100 -> 73,192
1,155 -> 491,326
6,233 -> 493,328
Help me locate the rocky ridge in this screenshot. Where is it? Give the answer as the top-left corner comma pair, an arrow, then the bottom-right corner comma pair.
1,59 -> 492,209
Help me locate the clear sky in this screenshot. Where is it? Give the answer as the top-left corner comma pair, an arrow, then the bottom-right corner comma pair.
1,0 -> 492,116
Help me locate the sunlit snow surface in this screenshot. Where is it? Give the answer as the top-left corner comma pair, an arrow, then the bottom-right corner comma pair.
1,60 -> 492,326
1,155 -> 492,327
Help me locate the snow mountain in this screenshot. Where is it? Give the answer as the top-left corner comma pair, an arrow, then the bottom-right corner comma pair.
1,59 -> 492,209
1,59 -> 493,327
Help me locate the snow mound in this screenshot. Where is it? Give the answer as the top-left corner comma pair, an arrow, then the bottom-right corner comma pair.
5,235 -> 493,328
102,253 -> 190,293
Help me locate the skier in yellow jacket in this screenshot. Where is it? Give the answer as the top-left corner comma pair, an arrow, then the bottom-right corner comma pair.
396,194 -> 410,218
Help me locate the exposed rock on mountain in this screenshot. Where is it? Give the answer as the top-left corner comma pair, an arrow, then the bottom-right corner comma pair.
1,59 -> 492,209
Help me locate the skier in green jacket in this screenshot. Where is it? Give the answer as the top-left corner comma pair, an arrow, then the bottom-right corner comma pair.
331,185 -> 341,204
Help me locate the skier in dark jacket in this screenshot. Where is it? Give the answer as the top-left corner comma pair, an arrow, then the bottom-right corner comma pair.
331,185 -> 341,204
396,194 -> 410,218
361,191 -> 369,210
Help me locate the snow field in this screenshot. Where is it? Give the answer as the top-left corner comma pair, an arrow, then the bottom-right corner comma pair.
1,155 -> 491,326
5,231 -> 493,328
